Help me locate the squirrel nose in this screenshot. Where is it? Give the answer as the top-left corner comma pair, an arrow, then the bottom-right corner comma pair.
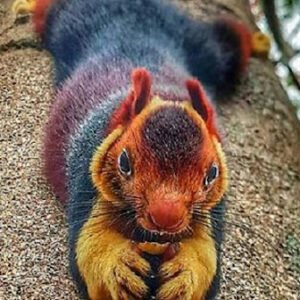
148,200 -> 185,232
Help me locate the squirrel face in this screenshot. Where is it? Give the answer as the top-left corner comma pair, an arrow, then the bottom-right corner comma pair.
90,69 -> 228,243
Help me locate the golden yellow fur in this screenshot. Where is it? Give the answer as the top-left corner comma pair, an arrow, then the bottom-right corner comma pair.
251,32 -> 271,58
12,0 -> 36,15
90,126 -> 124,202
77,201 -> 216,300
76,202 -> 150,300
204,136 -> 228,209
157,222 -> 216,300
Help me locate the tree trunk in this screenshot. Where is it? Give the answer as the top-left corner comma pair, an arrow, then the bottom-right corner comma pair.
1,0 -> 299,299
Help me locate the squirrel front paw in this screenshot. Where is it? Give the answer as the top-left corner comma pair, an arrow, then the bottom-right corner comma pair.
80,241 -> 151,300
157,241 -> 216,300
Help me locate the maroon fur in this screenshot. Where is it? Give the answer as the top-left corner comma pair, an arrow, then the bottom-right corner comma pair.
186,79 -> 220,141
43,60 -> 132,202
107,68 -> 152,133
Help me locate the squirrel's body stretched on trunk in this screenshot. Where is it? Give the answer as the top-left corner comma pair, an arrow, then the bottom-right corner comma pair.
12,0 -> 270,299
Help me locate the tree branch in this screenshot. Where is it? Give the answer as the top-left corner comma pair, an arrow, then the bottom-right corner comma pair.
261,0 -> 300,90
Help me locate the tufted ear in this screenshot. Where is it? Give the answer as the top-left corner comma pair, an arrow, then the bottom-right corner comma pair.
106,68 -> 152,133
186,79 -> 220,140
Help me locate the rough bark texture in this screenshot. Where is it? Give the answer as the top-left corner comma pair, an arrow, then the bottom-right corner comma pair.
1,0 -> 299,299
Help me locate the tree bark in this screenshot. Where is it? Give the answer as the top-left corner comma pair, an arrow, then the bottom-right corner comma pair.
1,0 -> 299,299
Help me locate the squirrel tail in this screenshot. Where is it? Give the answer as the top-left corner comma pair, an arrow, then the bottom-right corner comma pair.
12,0 -> 55,34
184,18 -> 270,98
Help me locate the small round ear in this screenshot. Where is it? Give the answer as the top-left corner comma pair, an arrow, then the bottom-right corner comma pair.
106,68 -> 152,133
186,79 -> 221,140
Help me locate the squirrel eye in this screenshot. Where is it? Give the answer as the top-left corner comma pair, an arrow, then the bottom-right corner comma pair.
118,149 -> 132,177
204,164 -> 219,188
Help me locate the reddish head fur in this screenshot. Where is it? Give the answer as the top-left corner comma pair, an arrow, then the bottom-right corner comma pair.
91,68 -> 227,238
93,104 -> 224,235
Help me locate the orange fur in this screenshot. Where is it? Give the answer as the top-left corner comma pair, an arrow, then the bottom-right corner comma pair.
91,96 -> 227,232
90,126 -> 124,202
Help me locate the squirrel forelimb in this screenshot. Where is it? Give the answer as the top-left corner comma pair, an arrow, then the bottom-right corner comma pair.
76,203 -> 151,300
77,202 -> 216,300
156,223 -> 216,300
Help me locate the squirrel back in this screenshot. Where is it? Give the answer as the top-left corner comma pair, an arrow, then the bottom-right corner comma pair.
36,0 -> 252,204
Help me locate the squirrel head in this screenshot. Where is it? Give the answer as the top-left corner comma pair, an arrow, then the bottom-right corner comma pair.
90,68 -> 228,243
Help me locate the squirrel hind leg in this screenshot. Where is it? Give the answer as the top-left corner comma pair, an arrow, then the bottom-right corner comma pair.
12,0 -> 36,15
251,31 -> 271,58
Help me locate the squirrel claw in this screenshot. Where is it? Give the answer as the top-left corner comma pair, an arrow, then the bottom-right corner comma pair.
78,239 -> 150,300
12,0 -> 36,15
251,31 -> 271,58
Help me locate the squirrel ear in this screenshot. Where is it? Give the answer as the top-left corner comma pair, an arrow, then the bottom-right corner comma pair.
186,79 -> 211,121
106,68 -> 152,133
186,79 -> 221,140
131,68 -> 152,115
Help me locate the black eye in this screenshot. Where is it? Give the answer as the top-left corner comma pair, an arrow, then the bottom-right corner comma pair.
204,164 -> 219,188
118,149 -> 132,177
